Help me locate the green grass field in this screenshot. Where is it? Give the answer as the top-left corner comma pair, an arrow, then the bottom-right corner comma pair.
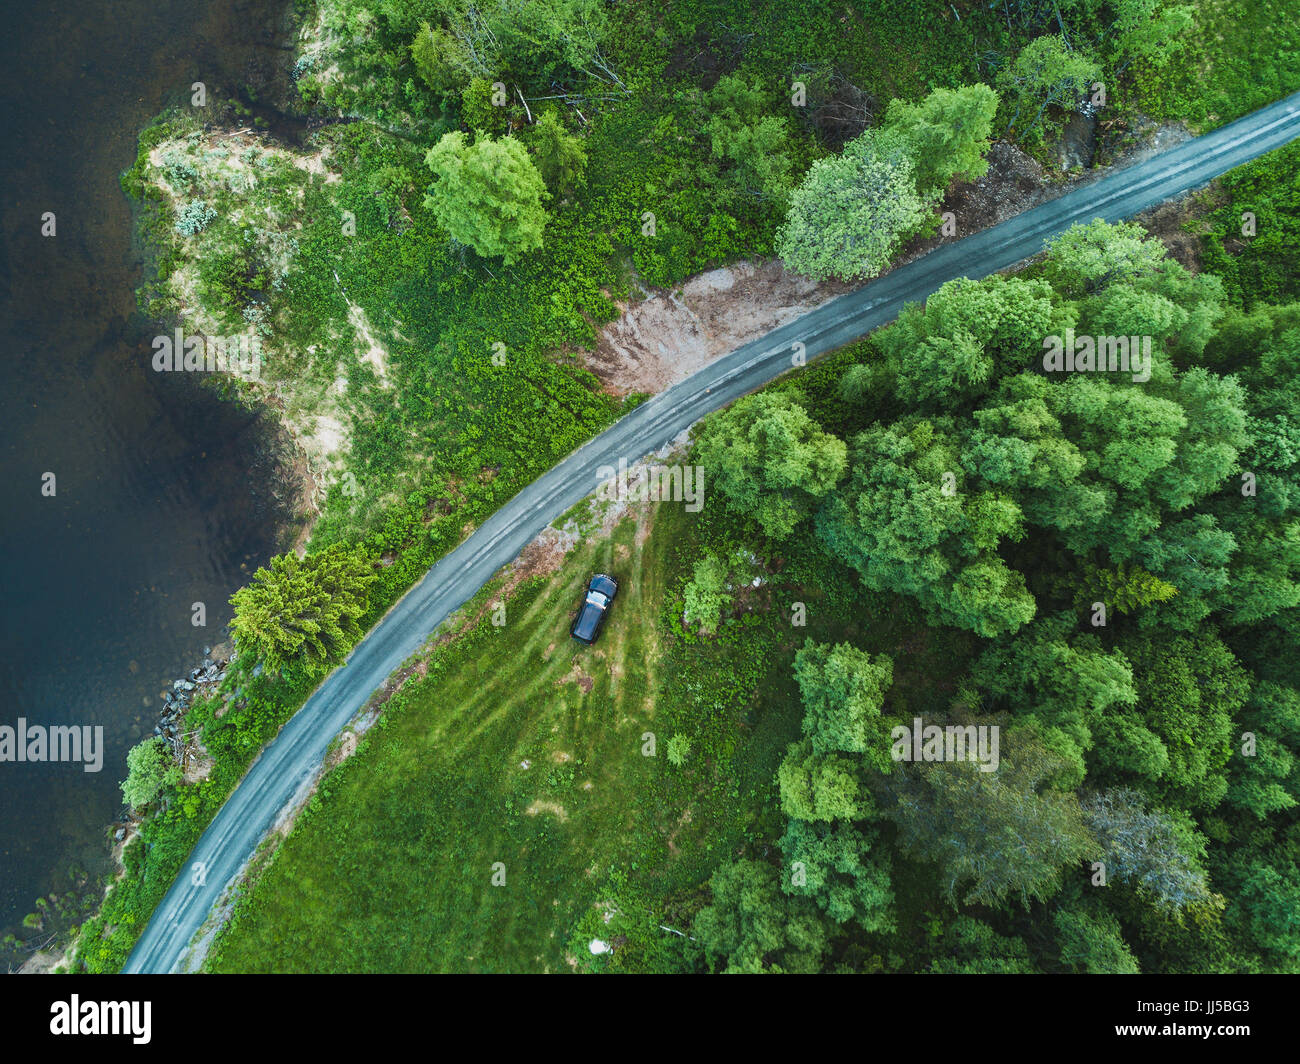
207,501 -> 777,971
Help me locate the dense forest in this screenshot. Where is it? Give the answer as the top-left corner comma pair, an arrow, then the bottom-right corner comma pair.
667,216 -> 1300,972
45,0 -> 1300,973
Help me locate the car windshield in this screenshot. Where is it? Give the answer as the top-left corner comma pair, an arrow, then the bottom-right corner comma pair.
585,590 -> 608,609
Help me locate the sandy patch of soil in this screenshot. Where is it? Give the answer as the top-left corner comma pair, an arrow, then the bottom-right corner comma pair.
16,945 -> 73,975
292,145 -> 340,184
304,413 -> 347,458
325,728 -> 358,770
346,298 -> 391,383
581,261 -> 852,395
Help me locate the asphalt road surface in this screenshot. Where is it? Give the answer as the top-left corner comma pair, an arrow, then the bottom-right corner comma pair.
125,90 -> 1300,973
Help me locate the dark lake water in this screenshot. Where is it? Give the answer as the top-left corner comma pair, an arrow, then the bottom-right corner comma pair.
0,0 -> 296,947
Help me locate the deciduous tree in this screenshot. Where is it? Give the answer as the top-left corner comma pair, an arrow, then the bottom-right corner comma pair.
777,129 -> 928,281
424,131 -> 549,264
794,639 -> 895,764
696,391 -> 847,539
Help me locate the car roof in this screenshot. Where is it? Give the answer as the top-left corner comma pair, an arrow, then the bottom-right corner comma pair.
572,603 -> 601,640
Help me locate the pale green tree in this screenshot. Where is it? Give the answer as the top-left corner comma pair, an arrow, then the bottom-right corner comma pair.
682,553 -> 733,635
777,130 -> 929,281
424,131 -> 549,263
121,738 -> 182,808
883,83 -> 1000,198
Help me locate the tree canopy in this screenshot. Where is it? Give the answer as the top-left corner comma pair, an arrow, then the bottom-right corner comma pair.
424,131 -> 549,264
229,544 -> 377,673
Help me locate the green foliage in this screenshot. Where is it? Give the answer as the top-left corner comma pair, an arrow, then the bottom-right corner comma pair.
972,613 -> 1138,788
527,109 -> 587,198
229,543 -> 378,674
1125,0 -> 1300,127
1126,631 -> 1248,809
1042,219 -> 1170,298
1199,142 -> 1300,306
779,819 -> 894,932
366,163 -> 414,222
120,738 -> 182,809
777,80 -> 1000,279
776,128 -> 929,282
1080,562 -> 1179,616
1112,0 -> 1196,75
1054,903 -> 1141,973
882,83 -> 999,198
695,391 -> 847,540
996,34 -> 1101,146
681,552 -> 732,636
459,77 -> 512,136
817,419 -> 1034,637
778,740 -> 868,823
878,275 -> 1060,408
926,915 -> 1036,974
406,0 -> 613,88
410,20 -> 458,93
174,199 -> 217,236
1236,854 -> 1300,962
665,733 -> 691,767
692,859 -> 829,973
1226,682 -> 1300,819
1080,788 -> 1212,909
879,730 -> 1094,908
793,639 -> 894,765
423,131 -> 549,263
702,74 -> 795,202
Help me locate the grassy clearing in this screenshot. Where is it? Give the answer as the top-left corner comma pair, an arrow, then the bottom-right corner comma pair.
207,502 -> 736,971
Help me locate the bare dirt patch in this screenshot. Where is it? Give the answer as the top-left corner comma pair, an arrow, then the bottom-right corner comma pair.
898,141 -> 1047,263
525,800 -> 569,821
556,662 -> 594,694
182,743 -> 215,785
1133,187 -> 1224,273
633,505 -> 656,549
325,728 -> 358,770
16,947 -> 69,974
581,261 -> 852,395
345,298 -> 392,384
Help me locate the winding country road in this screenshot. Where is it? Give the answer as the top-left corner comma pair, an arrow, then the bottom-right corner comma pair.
125,90 -> 1300,973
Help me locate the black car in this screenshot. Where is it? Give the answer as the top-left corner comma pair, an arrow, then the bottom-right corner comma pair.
571,573 -> 618,644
